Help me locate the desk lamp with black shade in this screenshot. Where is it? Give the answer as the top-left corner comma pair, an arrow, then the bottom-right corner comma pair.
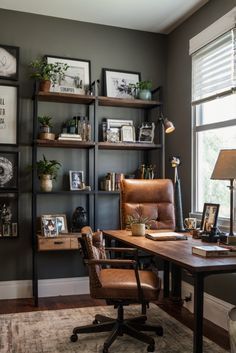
211,149 -> 236,244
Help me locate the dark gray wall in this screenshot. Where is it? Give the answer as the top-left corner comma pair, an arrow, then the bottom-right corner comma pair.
0,9 -> 166,281
166,0 -> 236,304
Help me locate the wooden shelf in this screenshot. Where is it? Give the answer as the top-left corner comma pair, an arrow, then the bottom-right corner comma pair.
35,139 -> 95,149
98,96 -> 161,109
98,142 -> 161,150
97,190 -> 120,195
35,190 -> 94,195
36,91 -> 96,105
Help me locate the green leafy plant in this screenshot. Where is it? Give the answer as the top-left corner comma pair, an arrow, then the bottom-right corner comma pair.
36,155 -> 61,180
126,206 -> 151,228
67,119 -> 76,126
136,80 -> 152,91
38,115 -> 53,127
29,57 -> 69,84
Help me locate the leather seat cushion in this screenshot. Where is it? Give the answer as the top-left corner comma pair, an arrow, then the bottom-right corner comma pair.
95,268 -> 161,301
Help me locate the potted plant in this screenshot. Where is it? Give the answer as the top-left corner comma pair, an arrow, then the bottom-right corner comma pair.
136,80 -> 152,100
67,118 -> 76,134
36,154 -> 61,192
29,57 -> 68,92
38,115 -> 55,140
126,206 -> 151,236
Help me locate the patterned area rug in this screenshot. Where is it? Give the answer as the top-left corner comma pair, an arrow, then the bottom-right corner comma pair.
0,304 -> 229,353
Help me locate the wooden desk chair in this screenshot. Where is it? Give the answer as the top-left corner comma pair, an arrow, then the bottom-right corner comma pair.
70,227 -> 163,353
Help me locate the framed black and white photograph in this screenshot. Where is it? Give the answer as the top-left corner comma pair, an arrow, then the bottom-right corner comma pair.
55,214 -> 68,234
0,151 -> 18,189
0,45 -> 19,81
121,125 -> 135,142
201,203 -> 220,233
138,122 -> 155,143
103,68 -> 140,99
69,170 -> 84,191
0,193 -> 18,238
46,55 -> 91,95
0,84 -> 19,145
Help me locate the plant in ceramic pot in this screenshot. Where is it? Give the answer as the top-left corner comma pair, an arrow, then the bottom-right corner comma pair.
136,80 -> 152,100
67,118 -> 76,134
126,206 -> 151,236
29,57 -> 68,92
38,115 -> 55,140
36,154 -> 61,192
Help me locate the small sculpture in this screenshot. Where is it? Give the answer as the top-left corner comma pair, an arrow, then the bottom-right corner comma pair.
71,206 -> 88,232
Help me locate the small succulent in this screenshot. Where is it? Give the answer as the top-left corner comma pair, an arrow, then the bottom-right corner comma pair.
126,206 -> 151,228
38,115 -> 53,127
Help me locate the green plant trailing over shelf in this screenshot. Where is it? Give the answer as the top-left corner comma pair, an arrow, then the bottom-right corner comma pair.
36,155 -> 61,180
126,206 -> 151,228
29,57 -> 69,84
38,115 -> 53,128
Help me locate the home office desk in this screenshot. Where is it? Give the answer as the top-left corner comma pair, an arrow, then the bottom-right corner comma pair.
103,229 -> 236,353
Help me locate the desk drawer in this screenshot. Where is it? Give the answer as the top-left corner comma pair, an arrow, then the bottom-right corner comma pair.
38,236 -> 80,251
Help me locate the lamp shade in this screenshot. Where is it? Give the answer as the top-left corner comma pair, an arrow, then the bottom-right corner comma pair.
211,149 -> 236,180
163,118 -> 175,134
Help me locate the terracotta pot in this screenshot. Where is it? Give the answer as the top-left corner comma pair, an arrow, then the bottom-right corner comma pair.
39,80 -> 51,92
39,174 -> 53,192
131,223 -> 145,236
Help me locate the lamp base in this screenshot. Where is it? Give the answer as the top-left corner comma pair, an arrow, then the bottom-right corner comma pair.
219,234 -> 236,245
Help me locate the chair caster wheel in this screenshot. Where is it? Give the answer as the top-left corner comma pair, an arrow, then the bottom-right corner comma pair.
156,327 -> 163,336
93,319 -> 99,324
147,344 -> 155,352
70,334 -> 78,342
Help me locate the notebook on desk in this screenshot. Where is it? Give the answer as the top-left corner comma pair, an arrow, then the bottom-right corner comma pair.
145,232 -> 188,241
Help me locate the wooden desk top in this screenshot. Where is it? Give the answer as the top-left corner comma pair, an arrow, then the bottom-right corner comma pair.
103,230 -> 236,274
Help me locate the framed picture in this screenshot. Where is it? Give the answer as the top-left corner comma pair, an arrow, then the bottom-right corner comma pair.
0,45 -> 19,80
69,170 -> 84,191
103,68 -> 140,99
46,55 -> 91,95
0,84 -> 19,145
201,203 -> 220,233
41,214 -> 68,237
0,193 -> 18,238
0,151 -> 18,189
138,122 -> 155,143
107,128 -> 120,143
121,125 -> 135,142
106,119 -> 133,129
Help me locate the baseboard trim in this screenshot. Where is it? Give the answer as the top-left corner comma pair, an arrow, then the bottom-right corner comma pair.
0,277 -> 233,330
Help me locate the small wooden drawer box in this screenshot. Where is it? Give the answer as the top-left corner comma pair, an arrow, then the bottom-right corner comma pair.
37,234 -> 81,251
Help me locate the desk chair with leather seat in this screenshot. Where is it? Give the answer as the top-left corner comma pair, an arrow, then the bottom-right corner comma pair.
70,227 -> 163,353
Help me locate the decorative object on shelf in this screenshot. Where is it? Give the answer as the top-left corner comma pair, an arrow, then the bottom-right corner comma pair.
100,172 -> 124,191
132,80 -> 152,100
38,115 -> 55,140
211,149 -> 236,241
41,214 -> 68,236
139,164 -> 155,179
138,122 -> 155,143
0,44 -> 19,81
126,206 -> 151,236
67,118 -> 76,134
69,170 -> 85,191
0,192 -> 18,238
184,217 -> 197,230
0,84 -> 18,145
46,55 -> 91,95
200,203 -> 220,233
171,156 -> 185,232
121,125 -> 135,142
71,206 -> 88,232
0,151 -> 18,189
103,68 -> 140,99
36,155 -> 61,192
29,57 -> 69,92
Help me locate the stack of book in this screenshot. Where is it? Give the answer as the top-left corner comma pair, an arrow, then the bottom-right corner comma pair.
57,133 -> 82,141
145,232 -> 188,241
192,245 -> 236,257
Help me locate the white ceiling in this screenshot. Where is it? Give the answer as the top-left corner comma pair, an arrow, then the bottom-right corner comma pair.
0,0 -> 208,34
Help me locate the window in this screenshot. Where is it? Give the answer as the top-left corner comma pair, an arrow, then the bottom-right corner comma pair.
191,13 -> 236,219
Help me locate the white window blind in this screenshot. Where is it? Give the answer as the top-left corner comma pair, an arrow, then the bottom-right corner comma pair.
192,28 -> 236,104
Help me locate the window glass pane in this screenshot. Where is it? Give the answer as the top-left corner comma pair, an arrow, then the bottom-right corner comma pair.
196,125 -> 236,217
196,94 -> 236,126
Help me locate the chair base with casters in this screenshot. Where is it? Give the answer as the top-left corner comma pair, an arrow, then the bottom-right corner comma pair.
70,301 -> 163,353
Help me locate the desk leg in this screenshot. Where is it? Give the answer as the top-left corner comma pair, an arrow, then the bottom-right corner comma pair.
171,264 -> 182,302
193,273 -> 204,353
163,260 -> 170,297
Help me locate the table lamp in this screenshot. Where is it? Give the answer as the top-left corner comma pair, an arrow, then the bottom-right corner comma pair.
211,149 -> 236,243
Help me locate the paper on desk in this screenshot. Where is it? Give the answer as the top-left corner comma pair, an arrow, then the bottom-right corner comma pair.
145,232 -> 188,240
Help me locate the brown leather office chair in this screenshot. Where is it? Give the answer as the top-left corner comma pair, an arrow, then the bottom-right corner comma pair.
70,227 -> 163,353
120,179 -> 175,230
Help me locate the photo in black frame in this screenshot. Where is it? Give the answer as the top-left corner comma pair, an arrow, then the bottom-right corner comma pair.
0,45 -> 19,81
0,151 -> 19,190
201,203 -> 220,233
0,193 -> 18,237
0,84 -> 19,145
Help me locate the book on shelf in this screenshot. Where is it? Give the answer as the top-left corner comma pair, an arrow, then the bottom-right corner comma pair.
59,133 -> 82,138
57,136 -> 82,141
191,245 -> 236,257
145,232 -> 188,241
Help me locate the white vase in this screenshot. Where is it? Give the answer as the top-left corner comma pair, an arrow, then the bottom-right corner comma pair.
131,223 -> 145,236
228,307 -> 236,353
40,175 -> 53,192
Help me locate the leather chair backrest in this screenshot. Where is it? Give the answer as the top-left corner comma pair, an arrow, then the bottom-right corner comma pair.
120,179 -> 175,230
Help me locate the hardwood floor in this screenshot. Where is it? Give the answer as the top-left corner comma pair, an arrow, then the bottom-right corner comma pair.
0,293 -> 230,351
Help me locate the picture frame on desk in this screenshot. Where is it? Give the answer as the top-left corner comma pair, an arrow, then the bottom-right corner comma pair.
201,203 -> 219,233
103,68 -> 140,99
0,44 -> 19,81
41,214 -> 68,237
46,55 -> 91,95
